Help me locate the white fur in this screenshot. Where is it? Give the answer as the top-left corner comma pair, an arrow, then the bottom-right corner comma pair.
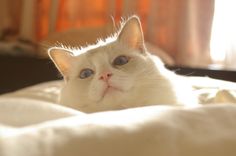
49,16 -> 198,113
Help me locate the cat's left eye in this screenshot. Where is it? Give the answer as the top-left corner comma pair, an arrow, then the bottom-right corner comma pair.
113,55 -> 130,66
79,68 -> 94,79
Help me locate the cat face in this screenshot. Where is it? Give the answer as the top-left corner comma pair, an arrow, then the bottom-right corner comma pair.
49,16 -> 173,112
65,42 -> 157,111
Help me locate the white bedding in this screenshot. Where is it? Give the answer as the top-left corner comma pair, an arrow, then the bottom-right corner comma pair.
1,77 -> 236,156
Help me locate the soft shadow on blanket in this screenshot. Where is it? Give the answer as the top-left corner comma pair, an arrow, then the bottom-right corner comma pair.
1,76 -> 236,156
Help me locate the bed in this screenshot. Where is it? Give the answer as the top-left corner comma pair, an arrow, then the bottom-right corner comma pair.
1,62 -> 236,156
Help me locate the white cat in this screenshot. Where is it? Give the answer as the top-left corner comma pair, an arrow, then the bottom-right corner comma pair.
48,16 -> 197,113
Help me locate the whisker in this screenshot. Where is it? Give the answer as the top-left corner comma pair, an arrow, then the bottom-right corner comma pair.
184,72 -> 195,76
172,68 -> 181,73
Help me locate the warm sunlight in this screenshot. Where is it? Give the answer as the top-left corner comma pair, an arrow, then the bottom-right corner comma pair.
210,0 -> 236,69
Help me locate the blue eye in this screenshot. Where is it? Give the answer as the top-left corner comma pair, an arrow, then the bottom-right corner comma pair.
79,68 -> 94,79
113,55 -> 130,66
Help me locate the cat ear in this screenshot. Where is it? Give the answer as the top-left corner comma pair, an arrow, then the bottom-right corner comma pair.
48,48 -> 74,78
118,16 -> 145,51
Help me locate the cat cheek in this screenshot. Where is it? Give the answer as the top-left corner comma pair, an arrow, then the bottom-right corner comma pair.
112,77 -> 133,91
124,81 -> 134,91
88,81 -> 105,101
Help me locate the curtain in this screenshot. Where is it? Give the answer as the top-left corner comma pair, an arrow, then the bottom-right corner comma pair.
0,0 -> 215,67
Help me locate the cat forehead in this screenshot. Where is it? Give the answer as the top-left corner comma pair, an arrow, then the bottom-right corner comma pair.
86,44 -> 111,57
75,42 -> 121,59
72,45 -> 110,66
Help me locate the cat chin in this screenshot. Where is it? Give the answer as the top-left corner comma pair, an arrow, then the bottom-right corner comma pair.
71,94 -> 128,113
102,86 -> 121,97
98,88 -> 125,103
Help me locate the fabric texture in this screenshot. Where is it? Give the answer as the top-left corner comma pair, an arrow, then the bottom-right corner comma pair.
1,76 -> 236,156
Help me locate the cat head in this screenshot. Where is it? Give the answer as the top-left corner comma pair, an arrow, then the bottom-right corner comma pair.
48,16 -> 165,112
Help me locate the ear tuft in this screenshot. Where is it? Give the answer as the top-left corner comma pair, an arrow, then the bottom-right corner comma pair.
118,16 -> 145,51
48,47 -> 74,78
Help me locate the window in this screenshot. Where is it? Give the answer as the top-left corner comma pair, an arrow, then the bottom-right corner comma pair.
210,0 -> 236,70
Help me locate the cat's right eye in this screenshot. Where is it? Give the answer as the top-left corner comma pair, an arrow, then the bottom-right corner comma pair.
79,68 -> 94,79
113,55 -> 130,66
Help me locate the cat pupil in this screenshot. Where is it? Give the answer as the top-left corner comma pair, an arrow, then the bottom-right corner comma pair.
113,55 -> 129,66
79,69 -> 94,79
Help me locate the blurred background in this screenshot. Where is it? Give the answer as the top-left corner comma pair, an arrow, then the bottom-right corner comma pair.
0,0 -> 236,93
1,0 -> 236,69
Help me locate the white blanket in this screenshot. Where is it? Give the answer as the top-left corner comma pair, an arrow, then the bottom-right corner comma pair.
1,77 -> 236,156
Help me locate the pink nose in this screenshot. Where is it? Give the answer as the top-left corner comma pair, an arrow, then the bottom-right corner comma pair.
99,72 -> 113,81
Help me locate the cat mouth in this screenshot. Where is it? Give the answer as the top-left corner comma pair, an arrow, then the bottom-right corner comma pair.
101,85 -> 123,98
